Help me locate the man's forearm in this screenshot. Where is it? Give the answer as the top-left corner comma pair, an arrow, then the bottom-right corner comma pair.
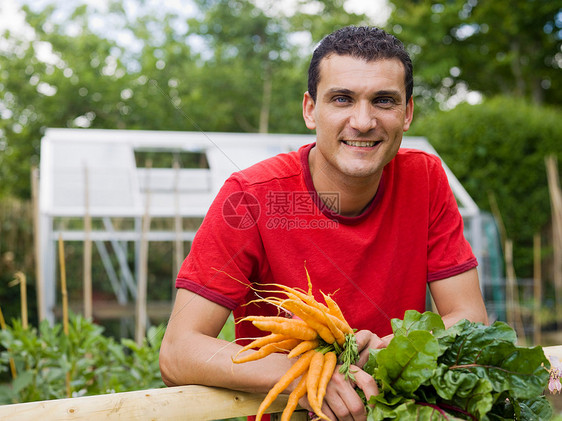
160,331 -> 295,394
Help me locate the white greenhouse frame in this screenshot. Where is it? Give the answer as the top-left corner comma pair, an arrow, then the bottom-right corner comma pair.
37,128 -> 485,325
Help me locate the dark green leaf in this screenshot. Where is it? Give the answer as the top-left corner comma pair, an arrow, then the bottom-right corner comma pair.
391,310 -> 445,337
512,396 -> 554,421
375,330 -> 440,395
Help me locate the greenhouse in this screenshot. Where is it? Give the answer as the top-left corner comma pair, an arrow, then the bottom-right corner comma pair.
36,128 -> 501,326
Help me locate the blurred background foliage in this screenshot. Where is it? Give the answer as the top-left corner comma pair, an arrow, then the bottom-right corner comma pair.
0,0 -> 561,321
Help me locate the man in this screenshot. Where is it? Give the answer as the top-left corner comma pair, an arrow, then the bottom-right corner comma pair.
160,26 -> 488,421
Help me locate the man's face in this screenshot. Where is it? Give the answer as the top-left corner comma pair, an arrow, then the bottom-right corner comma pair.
303,54 -> 414,186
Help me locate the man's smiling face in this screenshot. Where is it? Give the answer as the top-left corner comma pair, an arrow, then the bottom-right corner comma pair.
303,54 -> 414,187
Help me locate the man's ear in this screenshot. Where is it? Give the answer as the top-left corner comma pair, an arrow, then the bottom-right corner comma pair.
403,96 -> 414,132
302,91 -> 317,130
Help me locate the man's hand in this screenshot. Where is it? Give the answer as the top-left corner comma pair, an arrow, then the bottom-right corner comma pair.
299,363 -> 378,421
297,328 -> 389,421
354,330 -> 392,368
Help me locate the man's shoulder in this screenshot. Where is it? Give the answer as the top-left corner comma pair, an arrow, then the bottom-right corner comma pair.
394,148 -> 442,171
229,144 -> 310,187
396,147 -> 441,161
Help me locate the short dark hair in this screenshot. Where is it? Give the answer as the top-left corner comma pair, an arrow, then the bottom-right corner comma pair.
307,26 -> 413,103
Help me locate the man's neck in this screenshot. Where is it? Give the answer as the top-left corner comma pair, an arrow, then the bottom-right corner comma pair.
308,148 -> 382,217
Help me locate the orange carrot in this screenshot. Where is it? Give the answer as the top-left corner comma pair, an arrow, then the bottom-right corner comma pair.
255,350 -> 316,421
287,339 -> 320,359
233,338 -> 301,364
316,351 -> 337,410
280,370 -> 308,421
239,315 -> 293,324
304,264 -> 313,295
326,313 -> 354,335
277,286 -> 330,313
307,351 -> 331,421
237,333 -> 289,354
282,299 -> 336,344
324,312 -> 346,346
322,292 -> 353,332
252,319 -> 318,341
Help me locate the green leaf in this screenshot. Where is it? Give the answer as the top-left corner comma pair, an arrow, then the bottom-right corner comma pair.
392,401 -> 460,420
512,396 -> 553,421
12,370 -> 34,395
442,377 -> 494,419
430,364 -> 485,400
375,330 -> 440,395
444,342 -> 549,399
0,384 -> 15,404
368,398 -> 462,421
363,347 -> 381,376
391,310 -> 445,337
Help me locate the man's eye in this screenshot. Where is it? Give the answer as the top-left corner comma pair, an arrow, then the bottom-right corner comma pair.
375,97 -> 395,107
334,96 -> 350,103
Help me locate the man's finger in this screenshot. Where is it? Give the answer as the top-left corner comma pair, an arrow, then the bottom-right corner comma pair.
353,365 -> 379,404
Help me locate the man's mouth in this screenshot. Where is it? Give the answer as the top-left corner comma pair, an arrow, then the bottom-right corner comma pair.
342,140 -> 381,147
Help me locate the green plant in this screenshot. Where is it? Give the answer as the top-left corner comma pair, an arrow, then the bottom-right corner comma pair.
0,313 -> 165,404
364,310 -> 552,420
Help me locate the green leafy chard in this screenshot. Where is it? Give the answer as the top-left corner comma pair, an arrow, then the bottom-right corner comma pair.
364,311 -> 553,420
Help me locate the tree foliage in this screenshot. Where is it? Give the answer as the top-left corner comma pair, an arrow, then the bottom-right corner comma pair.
0,0 -> 561,280
388,0 -> 562,113
0,0 -> 371,198
409,96 -> 562,277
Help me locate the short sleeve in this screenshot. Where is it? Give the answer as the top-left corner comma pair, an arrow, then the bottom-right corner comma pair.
176,177 -> 264,309
426,157 -> 477,281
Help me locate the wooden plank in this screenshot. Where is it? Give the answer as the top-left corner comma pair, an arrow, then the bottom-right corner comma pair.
0,385 -> 306,420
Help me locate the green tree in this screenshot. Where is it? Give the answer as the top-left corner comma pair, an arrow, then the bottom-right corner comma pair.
387,0 -> 561,112
0,3 -> 133,198
409,96 -> 562,277
0,0 -> 376,199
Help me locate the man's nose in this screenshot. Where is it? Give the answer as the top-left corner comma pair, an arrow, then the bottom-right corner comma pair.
349,102 -> 376,133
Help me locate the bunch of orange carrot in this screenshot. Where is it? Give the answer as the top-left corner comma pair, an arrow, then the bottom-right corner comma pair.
232,277 -> 357,421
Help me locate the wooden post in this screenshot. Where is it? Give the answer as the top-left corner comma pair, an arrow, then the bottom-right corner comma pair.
136,160 -> 151,345
9,272 -> 28,329
533,233 -> 542,345
58,235 -> 69,336
19,272 -> 27,329
31,166 -> 45,322
488,192 -> 525,341
505,240 -> 526,343
58,234 -> 71,398
83,165 -> 93,320
545,155 -> 562,323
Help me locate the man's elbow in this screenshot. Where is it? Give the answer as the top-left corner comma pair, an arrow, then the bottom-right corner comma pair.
159,343 -> 182,387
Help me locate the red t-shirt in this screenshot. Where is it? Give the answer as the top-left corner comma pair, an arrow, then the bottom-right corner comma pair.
177,143 -> 477,339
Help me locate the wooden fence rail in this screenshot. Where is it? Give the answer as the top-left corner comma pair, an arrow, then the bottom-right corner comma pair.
1,346 -> 561,421
0,384 -> 307,421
